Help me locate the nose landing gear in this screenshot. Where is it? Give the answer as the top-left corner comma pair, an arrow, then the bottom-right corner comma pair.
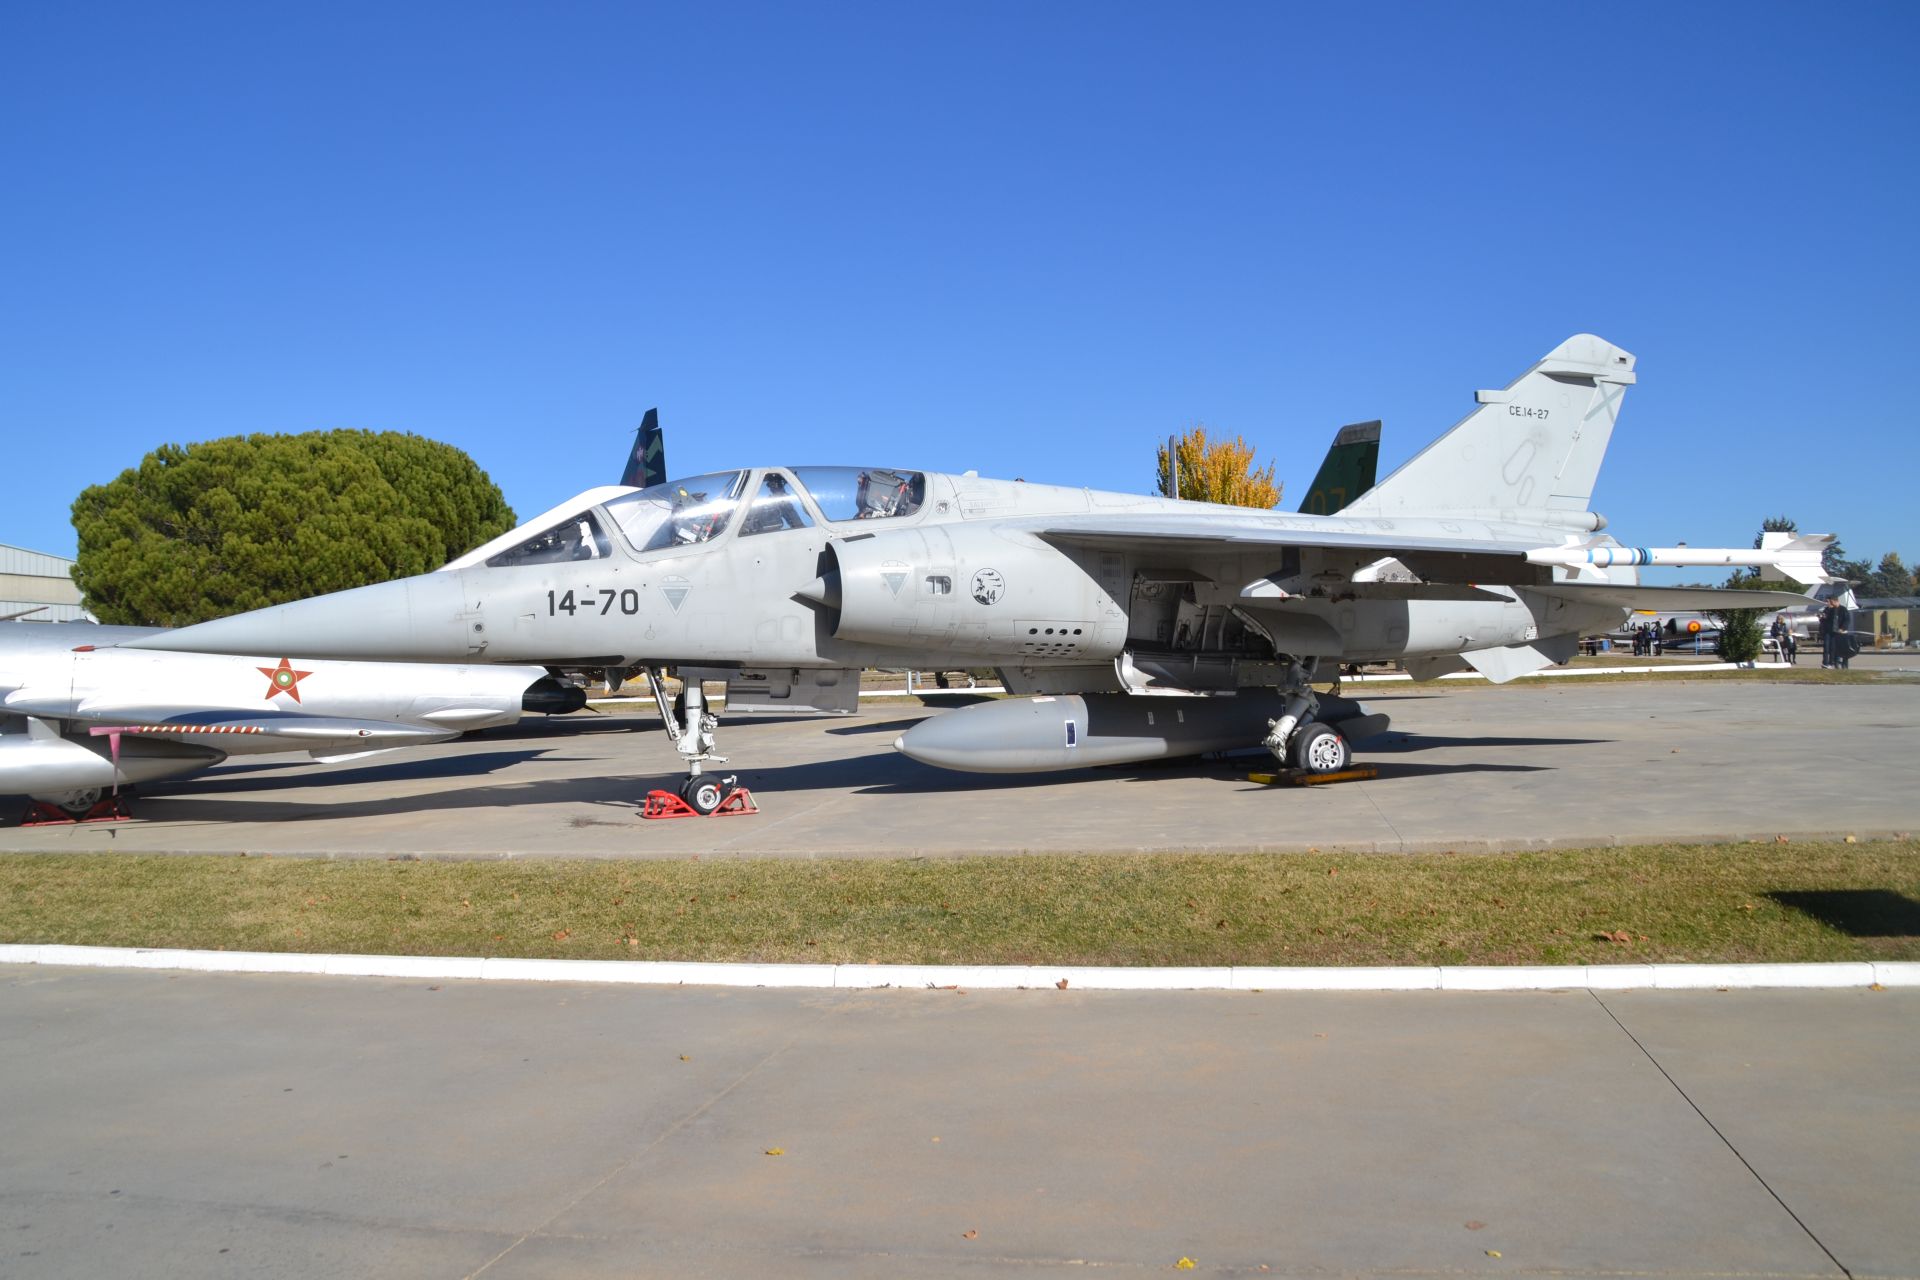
641,669 -> 758,819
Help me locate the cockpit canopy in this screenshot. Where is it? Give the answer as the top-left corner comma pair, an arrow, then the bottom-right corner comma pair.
602,470 -> 752,552
478,467 -> 926,569
484,511 -> 615,568
790,467 -> 925,521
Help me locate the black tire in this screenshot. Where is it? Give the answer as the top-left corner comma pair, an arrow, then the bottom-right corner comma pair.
1289,723 -> 1350,775
681,776 -> 727,815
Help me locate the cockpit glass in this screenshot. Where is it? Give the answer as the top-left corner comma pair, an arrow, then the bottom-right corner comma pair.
790,467 -> 925,522
602,471 -> 749,553
485,509 -> 614,568
739,471 -> 815,537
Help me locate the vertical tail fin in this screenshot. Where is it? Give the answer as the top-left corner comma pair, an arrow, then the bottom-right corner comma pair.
1298,421 -> 1380,515
620,408 -> 667,489
1345,335 -> 1635,521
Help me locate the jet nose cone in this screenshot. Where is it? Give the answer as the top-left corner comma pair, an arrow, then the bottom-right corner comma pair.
123,573 -> 473,662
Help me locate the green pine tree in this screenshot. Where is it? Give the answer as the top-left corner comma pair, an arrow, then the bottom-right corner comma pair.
71,430 -> 516,626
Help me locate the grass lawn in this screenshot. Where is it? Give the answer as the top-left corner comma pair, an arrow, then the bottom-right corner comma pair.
3,840 -> 1916,968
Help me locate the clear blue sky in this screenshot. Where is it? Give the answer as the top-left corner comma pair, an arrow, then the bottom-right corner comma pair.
3,2 -> 1915,573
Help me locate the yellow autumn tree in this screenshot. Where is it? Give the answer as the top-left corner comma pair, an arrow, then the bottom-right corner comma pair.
1155,425 -> 1283,508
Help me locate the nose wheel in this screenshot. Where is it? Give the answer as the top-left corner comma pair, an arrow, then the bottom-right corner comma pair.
679,773 -> 732,815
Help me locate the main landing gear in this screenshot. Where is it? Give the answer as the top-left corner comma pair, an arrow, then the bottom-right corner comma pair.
641,670 -> 756,818
1258,658 -> 1353,776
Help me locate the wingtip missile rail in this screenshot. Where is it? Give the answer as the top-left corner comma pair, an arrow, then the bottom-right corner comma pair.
1524,533 -> 1835,585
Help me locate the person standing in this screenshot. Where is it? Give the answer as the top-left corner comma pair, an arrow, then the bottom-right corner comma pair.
1819,599 -> 1844,668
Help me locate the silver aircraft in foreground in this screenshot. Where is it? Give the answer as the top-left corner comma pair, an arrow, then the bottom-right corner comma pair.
1,622 -> 583,819
131,335 -> 1827,811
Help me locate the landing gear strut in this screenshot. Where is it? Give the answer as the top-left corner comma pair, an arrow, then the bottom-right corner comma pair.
643,669 -> 750,817
1259,657 -> 1350,775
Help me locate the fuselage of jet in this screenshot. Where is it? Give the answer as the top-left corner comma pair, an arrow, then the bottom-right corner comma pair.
123,471 -> 1635,689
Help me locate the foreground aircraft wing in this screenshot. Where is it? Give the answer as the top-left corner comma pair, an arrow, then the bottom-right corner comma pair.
1036,517 -> 1827,606
1035,514 -> 1542,574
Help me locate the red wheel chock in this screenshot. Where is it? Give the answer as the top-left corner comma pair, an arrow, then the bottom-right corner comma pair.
641,786 -> 760,820
21,795 -> 135,826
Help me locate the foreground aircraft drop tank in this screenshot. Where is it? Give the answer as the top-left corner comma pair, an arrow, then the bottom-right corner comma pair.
0,732 -> 223,793
895,692 -> 1389,774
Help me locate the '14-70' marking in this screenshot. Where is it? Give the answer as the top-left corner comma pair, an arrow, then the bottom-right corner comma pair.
548,588 -> 641,616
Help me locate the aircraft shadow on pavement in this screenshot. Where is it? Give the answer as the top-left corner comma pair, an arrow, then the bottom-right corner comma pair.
824,717 -> 927,737
469,718 -> 655,742
123,772 -> 657,825
1765,889 -> 1920,938
146,749 -> 556,796
1366,734 -> 1610,753
1360,760 -> 1550,780
720,747 -> 1560,797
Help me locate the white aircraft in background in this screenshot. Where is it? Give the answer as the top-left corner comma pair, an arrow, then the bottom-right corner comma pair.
1,621 -> 583,821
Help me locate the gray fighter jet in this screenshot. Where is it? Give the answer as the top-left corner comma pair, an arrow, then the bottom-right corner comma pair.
128,336 -> 1817,811
1,621 -> 582,819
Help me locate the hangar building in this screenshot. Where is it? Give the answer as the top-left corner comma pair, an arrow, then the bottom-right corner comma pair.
1,543 -> 95,623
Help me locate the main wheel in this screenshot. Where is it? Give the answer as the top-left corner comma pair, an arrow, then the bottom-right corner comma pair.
42,787 -> 104,819
1289,723 -> 1350,775
680,775 -> 727,815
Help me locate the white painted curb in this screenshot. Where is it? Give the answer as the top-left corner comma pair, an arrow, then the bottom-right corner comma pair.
1345,661 -> 1789,683
1,944 -> 1914,992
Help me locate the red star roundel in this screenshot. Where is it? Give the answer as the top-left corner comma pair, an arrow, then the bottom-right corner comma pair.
258,657 -> 313,703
